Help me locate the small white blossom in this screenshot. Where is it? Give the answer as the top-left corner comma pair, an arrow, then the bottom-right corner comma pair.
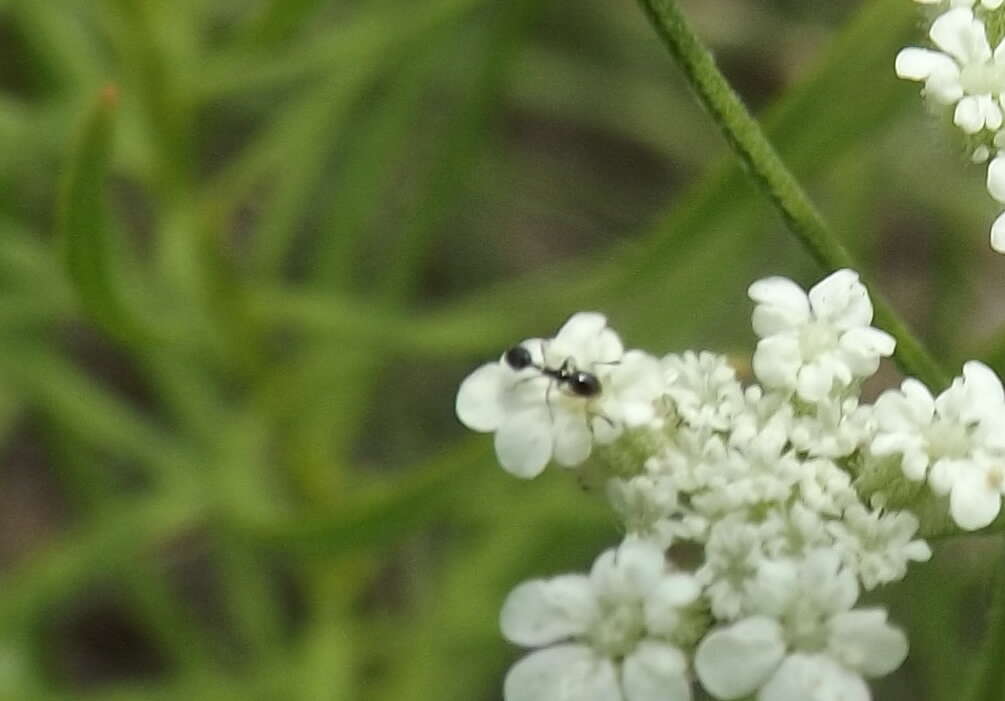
697,515 -> 771,620
829,505 -> 932,589
695,552 -> 908,701
500,540 -> 698,701
871,363 -> 1005,523
455,313 -> 663,478
663,352 -> 746,431
896,8 -> 1005,133
692,419 -> 802,517
749,270 -> 895,402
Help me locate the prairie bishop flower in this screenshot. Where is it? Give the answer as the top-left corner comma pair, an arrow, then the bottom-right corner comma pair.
895,8 -> 1005,134
748,270 -> 894,402
694,552 -> 908,701
871,361 -> 1005,528
455,312 -> 663,478
500,540 -> 699,701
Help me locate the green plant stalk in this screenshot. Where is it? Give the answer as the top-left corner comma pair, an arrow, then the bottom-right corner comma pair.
966,548 -> 1005,701
635,0 -> 950,392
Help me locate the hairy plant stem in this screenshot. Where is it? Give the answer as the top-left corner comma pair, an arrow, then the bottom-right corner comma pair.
634,0 -> 950,393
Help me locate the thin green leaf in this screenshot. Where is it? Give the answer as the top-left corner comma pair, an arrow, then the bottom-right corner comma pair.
58,86 -> 152,346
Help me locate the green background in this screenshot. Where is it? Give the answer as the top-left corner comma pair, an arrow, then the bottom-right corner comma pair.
0,0 -> 999,699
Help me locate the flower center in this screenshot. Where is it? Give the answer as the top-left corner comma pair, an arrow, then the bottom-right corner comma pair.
799,321 -> 839,360
783,609 -> 829,652
588,602 -> 646,658
960,61 -> 1005,96
987,466 -> 1004,491
924,420 -> 972,459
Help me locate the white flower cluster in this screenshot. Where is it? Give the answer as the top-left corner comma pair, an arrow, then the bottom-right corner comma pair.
896,2 -> 1005,251
457,269 -> 1005,700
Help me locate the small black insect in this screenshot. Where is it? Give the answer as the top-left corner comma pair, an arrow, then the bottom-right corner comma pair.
504,344 -> 602,398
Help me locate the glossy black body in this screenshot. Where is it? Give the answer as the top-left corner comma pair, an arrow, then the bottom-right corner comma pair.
503,345 -> 602,397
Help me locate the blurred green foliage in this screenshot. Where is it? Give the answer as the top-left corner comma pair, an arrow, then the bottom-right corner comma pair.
0,0 -> 1002,699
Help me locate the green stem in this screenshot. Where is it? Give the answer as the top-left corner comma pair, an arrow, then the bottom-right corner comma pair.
635,0 -> 950,391
967,547 -> 1005,701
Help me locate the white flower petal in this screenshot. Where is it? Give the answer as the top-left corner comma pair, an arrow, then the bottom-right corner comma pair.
839,327 -> 895,359
808,270 -> 872,329
591,540 -> 666,599
456,363 -> 510,431
753,336 -> 802,389
984,96 -> 1004,131
903,450 -> 933,482
827,609 -> 908,678
796,363 -> 835,403
612,351 -> 665,402
622,642 -> 691,701
504,645 -> 622,701
963,360 -> 1005,410
644,574 -> 702,635
695,617 -> 786,700
759,654 -> 869,701
931,8 -> 990,65
895,47 -> 956,82
553,312 -> 609,352
991,211 -> 1005,253
749,277 -> 811,336
552,413 -> 593,467
955,95 -> 986,133
929,457 -> 965,495
926,64 -> 965,104
949,466 -> 1002,530
500,576 -> 597,646
495,410 -> 554,478
874,379 -> 934,431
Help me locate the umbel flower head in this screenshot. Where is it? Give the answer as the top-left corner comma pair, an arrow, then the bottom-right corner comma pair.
453,269 -> 962,700
897,3 -> 1005,251
896,8 -> 1005,133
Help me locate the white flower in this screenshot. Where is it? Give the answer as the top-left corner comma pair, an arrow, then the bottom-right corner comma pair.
695,553 -> 908,701
455,313 -> 663,478
663,352 -> 745,431
697,515 -> 771,620
691,416 -> 802,517
871,362 -> 1005,504
829,505 -> 932,589
749,270 -> 895,402
896,8 -> 1005,133
500,540 -> 699,701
